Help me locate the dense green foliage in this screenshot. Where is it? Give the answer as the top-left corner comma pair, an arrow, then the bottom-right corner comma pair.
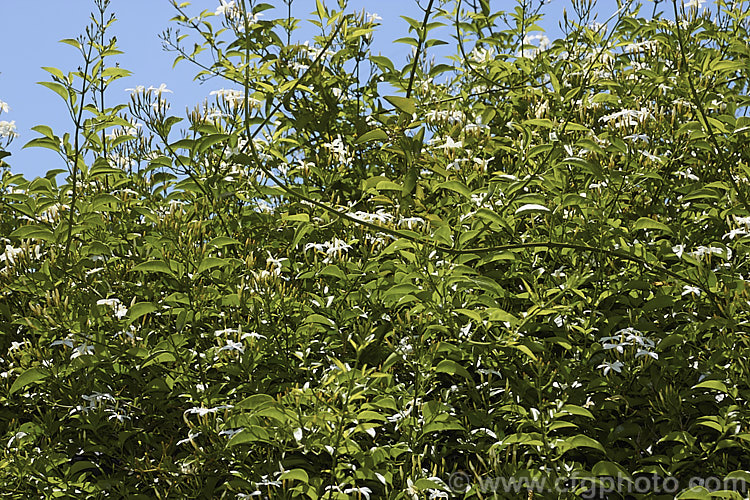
2,0 -> 750,497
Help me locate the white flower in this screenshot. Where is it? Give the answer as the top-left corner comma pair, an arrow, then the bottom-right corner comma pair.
349,209 -> 393,224
682,285 -> 702,296
398,217 -> 425,230
470,46 -> 495,64
82,392 -> 116,405
342,487 -> 372,499
51,337 -> 75,349
624,40 -> 659,54
218,428 -> 242,439
367,12 -> 382,23
551,267 -> 566,279
147,83 -> 172,94
689,245 -> 731,260
436,136 -> 463,150
266,252 -> 286,271
0,120 -> 18,139
209,88 -> 261,108
215,328 -> 239,336
602,341 -> 630,353
218,339 -> 244,354
9,341 -> 27,351
304,242 -> 328,253
71,343 -> 95,359
597,360 -> 624,375
636,349 -> 659,360
185,405 -> 233,416
0,245 -> 24,266
0,100 -> 9,113
723,228 -> 747,240
326,238 -> 352,256
97,298 -> 128,319
176,431 -> 202,446
241,331 -> 266,340
684,0 -> 705,8
215,0 -> 236,16
322,135 -> 351,165
125,85 -> 145,93
7,431 -> 28,449
519,34 -> 550,58
624,134 -> 650,143
599,108 -> 653,128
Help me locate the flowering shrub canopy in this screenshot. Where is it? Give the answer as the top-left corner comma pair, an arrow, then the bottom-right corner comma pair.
2,0 -> 750,497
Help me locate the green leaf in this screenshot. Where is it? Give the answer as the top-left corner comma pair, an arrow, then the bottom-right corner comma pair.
432,225 -> 453,246
169,138 -> 196,151
657,334 -> 684,351
10,367 -> 49,395
369,55 -> 395,72
454,308 -> 482,322
560,435 -> 606,454
634,217 -> 673,235
320,265 -> 345,280
228,426 -> 271,445
557,404 -> 595,419
208,236 -> 241,248
237,394 -> 276,410
30,125 -> 56,139
508,343 -> 537,361
523,118 -> 555,128
37,81 -> 69,101
279,469 -> 309,483
384,95 -> 416,115
675,486 -> 712,499
402,167 -> 417,196
10,225 -> 54,241
725,471 -> 750,484
485,308 -> 517,323
198,257 -> 229,274
420,421 -> 465,435
376,180 -> 403,191
475,208 -> 506,226
356,128 -> 389,144
439,180 -> 471,198
692,380 -> 729,393
591,461 -> 631,478
282,213 -> 309,222
515,203 -> 550,215
131,260 -> 175,277
304,314 -> 335,327
384,283 -> 420,299
59,38 -> 82,49
435,359 -> 473,381
41,66 -> 65,79
564,122 -> 591,132
23,137 -> 62,153
127,302 -> 158,322
197,133 -> 230,154
141,350 -> 177,367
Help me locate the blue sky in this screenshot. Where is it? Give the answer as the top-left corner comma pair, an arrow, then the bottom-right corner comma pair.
0,0 -> 625,179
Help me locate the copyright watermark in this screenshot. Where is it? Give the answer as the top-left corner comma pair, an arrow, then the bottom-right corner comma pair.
446,471 -> 748,497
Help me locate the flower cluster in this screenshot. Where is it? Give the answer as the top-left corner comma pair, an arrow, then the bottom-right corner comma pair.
322,135 -> 352,167
0,99 -> 17,148
599,108 -> 653,128
305,238 -> 353,263
209,88 -> 262,109
596,327 -> 658,376
96,298 -> 129,320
